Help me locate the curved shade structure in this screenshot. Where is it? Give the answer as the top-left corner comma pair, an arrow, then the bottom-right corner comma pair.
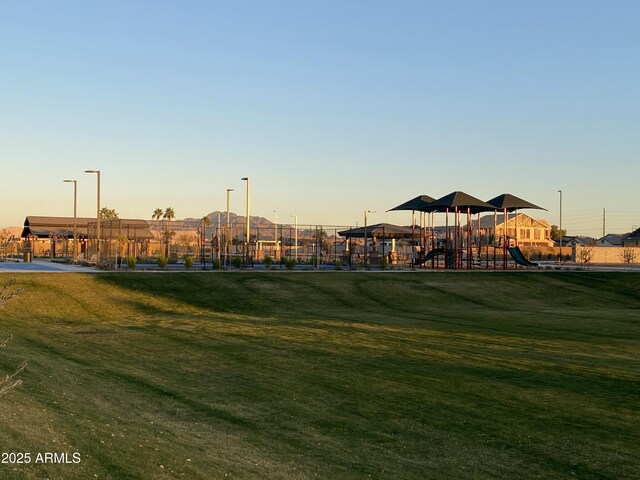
426,191 -> 495,212
486,193 -> 546,212
387,195 -> 436,212
338,223 -> 415,239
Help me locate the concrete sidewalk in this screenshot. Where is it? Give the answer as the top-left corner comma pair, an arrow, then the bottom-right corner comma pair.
0,260 -> 100,272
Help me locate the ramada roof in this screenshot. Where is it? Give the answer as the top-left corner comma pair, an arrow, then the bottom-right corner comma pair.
338,223 -> 416,239
22,216 -> 154,240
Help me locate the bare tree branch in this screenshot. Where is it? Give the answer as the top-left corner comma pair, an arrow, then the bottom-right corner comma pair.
0,279 -> 23,308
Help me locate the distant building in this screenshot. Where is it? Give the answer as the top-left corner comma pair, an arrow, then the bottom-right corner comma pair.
561,236 -> 597,247
622,228 -> 640,247
598,233 -> 626,247
474,213 -> 553,248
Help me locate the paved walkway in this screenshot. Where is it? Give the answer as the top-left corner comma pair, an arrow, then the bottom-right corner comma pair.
1,260 -> 638,273
0,260 -> 100,272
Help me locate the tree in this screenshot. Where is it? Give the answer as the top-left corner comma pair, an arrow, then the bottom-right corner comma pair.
99,207 -> 119,219
0,229 -> 15,260
163,207 -> 175,222
578,246 -> 594,268
550,225 -> 567,242
1,280 -> 26,397
163,207 -> 176,257
620,247 -> 638,266
152,208 -> 163,236
0,279 -> 22,308
177,233 -> 195,256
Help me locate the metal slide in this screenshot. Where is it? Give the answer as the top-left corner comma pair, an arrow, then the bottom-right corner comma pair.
508,246 -> 539,267
413,248 -> 445,265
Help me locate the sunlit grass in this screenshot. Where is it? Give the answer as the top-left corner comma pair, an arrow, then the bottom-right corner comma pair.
0,272 -> 638,479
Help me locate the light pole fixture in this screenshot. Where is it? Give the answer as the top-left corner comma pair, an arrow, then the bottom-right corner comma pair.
241,177 -> 250,266
84,169 -> 101,265
63,179 -> 78,263
273,210 -> 278,255
226,188 -> 234,266
558,190 -> 563,265
290,214 -> 298,262
364,209 -> 375,268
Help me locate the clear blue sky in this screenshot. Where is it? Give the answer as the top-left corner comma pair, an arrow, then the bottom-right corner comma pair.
2,1 -> 639,234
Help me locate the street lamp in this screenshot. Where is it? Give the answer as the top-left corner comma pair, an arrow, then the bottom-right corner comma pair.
290,215 -> 298,262
364,209 -> 375,268
84,170 -> 101,265
273,210 -> 278,257
241,177 -> 250,266
226,188 -> 233,266
558,190 -> 563,265
63,179 -> 77,263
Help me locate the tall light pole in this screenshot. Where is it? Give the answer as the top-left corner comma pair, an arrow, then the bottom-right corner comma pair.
241,177 -> 250,266
85,170 -> 101,265
63,179 -> 78,263
273,210 -> 278,257
364,209 -> 375,268
290,214 -> 298,262
226,188 -> 233,266
558,190 -> 563,265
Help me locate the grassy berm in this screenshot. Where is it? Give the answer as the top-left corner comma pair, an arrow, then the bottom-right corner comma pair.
0,272 -> 638,479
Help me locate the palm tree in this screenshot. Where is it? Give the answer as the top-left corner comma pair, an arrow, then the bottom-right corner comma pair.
163,207 -> 175,222
100,208 -> 119,219
152,208 -> 163,237
163,207 -> 176,257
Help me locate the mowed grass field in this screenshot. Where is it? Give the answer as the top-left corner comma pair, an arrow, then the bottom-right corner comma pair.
0,272 -> 638,480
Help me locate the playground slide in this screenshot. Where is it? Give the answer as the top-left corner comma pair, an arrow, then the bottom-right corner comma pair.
508,246 -> 539,267
414,248 -> 444,265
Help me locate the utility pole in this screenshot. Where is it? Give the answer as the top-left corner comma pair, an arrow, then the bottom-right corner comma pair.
558,190 -> 562,266
226,188 -> 233,267
241,177 -> 250,266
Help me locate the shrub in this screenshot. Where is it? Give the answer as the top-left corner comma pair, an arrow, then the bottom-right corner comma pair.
333,260 -> 342,270
157,255 -> 168,269
126,256 -> 137,269
231,257 -> 242,269
379,257 -> 388,270
212,258 -> 220,270
184,256 -> 193,269
284,258 -> 296,270
263,255 -> 273,268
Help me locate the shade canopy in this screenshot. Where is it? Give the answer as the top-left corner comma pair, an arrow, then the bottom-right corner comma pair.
387,195 -> 436,212
21,216 -> 154,240
425,191 -> 495,212
338,223 -> 415,239
486,193 -> 546,212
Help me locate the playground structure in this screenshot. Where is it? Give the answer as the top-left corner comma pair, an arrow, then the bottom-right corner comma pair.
18,192 -> 547,270
388,191 -> 547,270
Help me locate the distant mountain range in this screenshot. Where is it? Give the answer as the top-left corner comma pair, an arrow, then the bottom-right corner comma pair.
182,212 -> 293,230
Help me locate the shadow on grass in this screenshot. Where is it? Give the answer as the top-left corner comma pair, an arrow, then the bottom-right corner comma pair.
92,271 -> 640,341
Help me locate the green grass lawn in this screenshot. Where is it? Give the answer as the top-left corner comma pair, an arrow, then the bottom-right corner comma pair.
0,272 -> 638,479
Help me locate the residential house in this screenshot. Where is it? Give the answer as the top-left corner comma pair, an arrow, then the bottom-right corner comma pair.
473,213 -> 553,248
598,233 -> 626,247
562,236 -> 597,247
622,228 -> 640,247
